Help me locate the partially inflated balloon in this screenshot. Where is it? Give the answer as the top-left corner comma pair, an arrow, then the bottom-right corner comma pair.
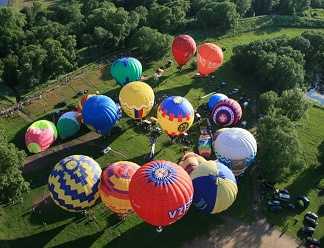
57,111 -> 80,139
211,98 -> 242,127
111,57 -> 142,87
77,94 -> 95,123
197,43 -> 223,77
172,34 -> 196,67
208,93 -> 228,111
25,120 -> 58,153
178,152 -> 206,174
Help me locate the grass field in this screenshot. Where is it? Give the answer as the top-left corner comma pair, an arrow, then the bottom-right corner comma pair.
1,27 -> 324,247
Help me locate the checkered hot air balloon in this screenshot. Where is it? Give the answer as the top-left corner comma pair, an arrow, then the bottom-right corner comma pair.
99,161 -> 140,215
48,155 -> 102,212
190,160 -> 237,214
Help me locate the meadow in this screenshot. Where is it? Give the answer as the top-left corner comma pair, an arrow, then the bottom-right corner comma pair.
0,27 -> 324,247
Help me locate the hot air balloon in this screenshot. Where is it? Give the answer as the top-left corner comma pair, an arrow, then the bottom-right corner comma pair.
197,43 -> 223,77
129,160 -> 193,229
157,96 -> 194,138
172,34 -> 196,67
211,98 -> 242,127
110,57 -> 142,87
25,120 -> 58,153
57,111 -> 81,140
77,94 -> 95,123
214,127 -> 257,176
119,81 -> 155,120
48,155 -> 102,212
212,127 -> 228,149
115,102 -> 122,122
190,160 -> 237,214
178,152 -> 206,175
99,161 -> 140,217
208,93 -> 228,111
82,95 -> 118,135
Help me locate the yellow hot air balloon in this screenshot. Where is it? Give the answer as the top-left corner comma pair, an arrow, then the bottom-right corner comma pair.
119,81 -> 155,120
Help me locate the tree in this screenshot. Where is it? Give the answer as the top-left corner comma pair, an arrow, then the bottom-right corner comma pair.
278,0 -> 311,16
278,87 -> 312,121
253,0 -> 280,15
1,54 -> 20,101
259,91 -> 279,114
231,0 -> 253,17
256,114 -> 304,182
0,125 -> 29,202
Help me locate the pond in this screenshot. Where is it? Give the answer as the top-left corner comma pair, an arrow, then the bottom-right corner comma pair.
0,0 -> 8,6
306,88 -> 324,105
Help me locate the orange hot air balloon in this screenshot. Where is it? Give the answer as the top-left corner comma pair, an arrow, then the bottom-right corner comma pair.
172,34 -> 196,67
197,43 -> 223,77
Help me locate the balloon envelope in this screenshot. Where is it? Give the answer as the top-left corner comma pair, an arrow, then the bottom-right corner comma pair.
48,155 -> 102,212
119,81 -> 155,119
178,152 -> 206,175
25,120 -> 58,153
99,161 -> 140,215
214,127 -> 257,176
77,94 -> 95,123
129,160 -> 194,227
157,96 -> 194,137
208,93 -> 228,111
211,98 -> 242,126
190,160 -> 237,214
82,95 -> 118,135
197,43 -> 223,76
57,111 -> 80,139
172,34 -> 196,67
110,57 -> 142,87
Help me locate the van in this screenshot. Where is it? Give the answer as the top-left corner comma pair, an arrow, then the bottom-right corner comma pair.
240,121 -> 247,128
274,193 -> 290,202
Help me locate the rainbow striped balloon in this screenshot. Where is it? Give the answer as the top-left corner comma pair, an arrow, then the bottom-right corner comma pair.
48,155 -> 102,212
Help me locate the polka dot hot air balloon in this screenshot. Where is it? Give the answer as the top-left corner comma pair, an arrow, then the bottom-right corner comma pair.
172,34 -> 196,67
25,120 -> 58,153
77,94 -> 95,123
211,98 -> 242,127
157,96 -> 194,138
129,160 -> 193,229
214,128 -> 257,176
99,161 -> 140,216
110,57 -> 142,87
197,43 -> 223,77
208,93 -> 228,112
48,155 -> 102,212
190,160 -> 237,214
57,111 -> 81,140
119,81 -> 155,120
82,95 -> 118,136
178,152 -> 206,175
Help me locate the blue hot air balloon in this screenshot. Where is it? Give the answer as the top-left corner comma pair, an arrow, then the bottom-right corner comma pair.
208,93 -> 228,111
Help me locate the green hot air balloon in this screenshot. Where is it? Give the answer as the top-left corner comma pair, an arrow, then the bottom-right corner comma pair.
57,111 -> 81,140
110,57 -> 142,87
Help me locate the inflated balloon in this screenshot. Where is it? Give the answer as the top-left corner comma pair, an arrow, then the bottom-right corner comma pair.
129,160 -> 193,227
211,98 -> 242,127
119,81 -> 155,120
172,34 -> 196,67
48,155 -> 102,212
110,57 -> 142,87
178,152 -> 206,175
82,95 -> 118,135
99,161 -> 140,215
115,102 -> 122,122
208,93 -> 228,111
214,128 -> 257,176
212,128 -> 228,149
157,96 -> 194,137
57,111 -> 80,140
190,160 -> 237,214
197,43 -> 223,77
77,94 -> 95,123
25,120 -> 58,153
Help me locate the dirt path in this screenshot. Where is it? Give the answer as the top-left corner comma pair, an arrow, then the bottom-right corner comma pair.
17,110 -> 33,123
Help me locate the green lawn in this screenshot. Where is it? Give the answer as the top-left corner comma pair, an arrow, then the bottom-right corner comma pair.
1,26 -> 324,247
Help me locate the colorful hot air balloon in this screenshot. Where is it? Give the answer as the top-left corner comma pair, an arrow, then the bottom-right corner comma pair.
48,155 -> 102,212
82,95 -> 118,135
172,34 -> 196,67
115,102 -> 122,122
119,81 -> 155,120
99,161 -> 140,215
77,94 -> 95,123
25,120 -> 58,153
197,43 -> 223,77
157,96 -> 194,137
190,160 -> 237,214
178,152 -> 206,175
211,98 -> 242,126
214,128 -> 257,176
57,111 -> 81,140
198,125 -> 212,159
208,93 -> 228,111
110,57 -> 142,87
129,160 -> 194,228
212,127 -> 228,149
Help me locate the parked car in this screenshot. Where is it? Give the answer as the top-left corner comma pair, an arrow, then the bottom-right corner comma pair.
304,216 -> 319,227
306,237 -> 320,246
269,205 -> 282,212
284,203 -> 295,210
267,200 -> 280,206
274,193 -> 290,202
74,91 -> 84,98
166,60 -> 173,67
219,82 -> 226,88
275,189 -> 289,194
55,101 -> 67,108
231,88 -> 240,94
299,226 -> 315,234
305,212 -> 318,220
67,104 -> 77,111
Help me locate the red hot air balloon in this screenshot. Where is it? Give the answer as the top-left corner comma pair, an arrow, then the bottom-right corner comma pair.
172,34 -> 196,68
197,43 -> 223,77
129,160 -> 193,229
77,94 -> 95,123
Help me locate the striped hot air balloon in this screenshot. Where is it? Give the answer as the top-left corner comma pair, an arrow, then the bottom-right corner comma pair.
178,152 -> 206,175
48,155 -> 102,212
190,160 -> 237,214
77,94 -> 95,123
211,98 -> 242,127
208,93 -> 228,111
